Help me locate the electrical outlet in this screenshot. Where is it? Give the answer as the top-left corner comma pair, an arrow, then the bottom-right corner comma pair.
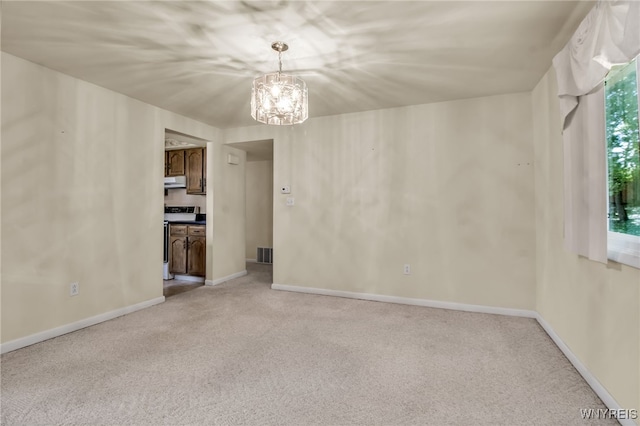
286,197 -> 295,206
70,282 -> 79,296
403,264 -> 411,275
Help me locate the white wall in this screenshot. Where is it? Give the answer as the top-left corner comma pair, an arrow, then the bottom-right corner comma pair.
207,143 -> 247,282
245,160 -> 273,260
532,67 -> 640,416
225,92 -> 536,310
0,53 -> 235,344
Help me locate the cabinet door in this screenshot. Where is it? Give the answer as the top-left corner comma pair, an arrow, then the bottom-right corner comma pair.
166,150 -> 185,177
169,236 -> 187,274
187,236 -> 206,277
185,148 -> 204,194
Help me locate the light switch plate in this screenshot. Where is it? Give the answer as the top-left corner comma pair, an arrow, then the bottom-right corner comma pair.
281,185 -> 291,194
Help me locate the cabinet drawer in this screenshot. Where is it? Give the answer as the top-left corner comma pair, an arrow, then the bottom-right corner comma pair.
188,226 -> 205,237
170,225 -> 187,236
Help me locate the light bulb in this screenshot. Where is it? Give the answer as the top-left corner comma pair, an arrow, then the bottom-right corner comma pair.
277,96 -> 293,113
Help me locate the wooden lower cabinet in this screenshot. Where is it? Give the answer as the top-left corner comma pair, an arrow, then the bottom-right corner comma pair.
187,236 -> 206,276
169,235 -> 187,274
169,224 -> 205,277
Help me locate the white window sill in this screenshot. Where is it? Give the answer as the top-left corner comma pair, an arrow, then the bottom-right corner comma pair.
608,231 -> 640,269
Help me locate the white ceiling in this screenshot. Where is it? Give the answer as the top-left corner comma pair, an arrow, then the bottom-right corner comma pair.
2,1 -> 593,129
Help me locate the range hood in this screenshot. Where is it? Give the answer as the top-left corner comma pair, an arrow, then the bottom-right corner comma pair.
164,176 -> 186,189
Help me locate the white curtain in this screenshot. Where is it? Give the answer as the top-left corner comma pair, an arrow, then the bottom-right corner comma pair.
552,0 -> 640,263
562,85 -> 608,262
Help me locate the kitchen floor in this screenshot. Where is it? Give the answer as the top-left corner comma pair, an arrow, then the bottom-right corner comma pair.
163,279 -> 203,298
163,263 -> 273,298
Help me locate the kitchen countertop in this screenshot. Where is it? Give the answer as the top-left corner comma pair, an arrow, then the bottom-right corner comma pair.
167,220 -> 206,225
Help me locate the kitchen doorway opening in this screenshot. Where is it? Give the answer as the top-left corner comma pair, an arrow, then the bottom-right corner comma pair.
163,128 -> 210,298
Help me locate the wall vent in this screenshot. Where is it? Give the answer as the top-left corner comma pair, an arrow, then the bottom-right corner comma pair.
257,247 -> 273,264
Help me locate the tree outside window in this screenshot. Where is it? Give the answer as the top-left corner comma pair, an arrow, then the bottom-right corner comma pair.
605,58 -> 640,236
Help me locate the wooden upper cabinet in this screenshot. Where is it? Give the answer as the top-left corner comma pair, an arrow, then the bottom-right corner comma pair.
165,150 -> 185,177
164,152 -> 169,176
185,148 -> 206,194
202,149 -> 207,193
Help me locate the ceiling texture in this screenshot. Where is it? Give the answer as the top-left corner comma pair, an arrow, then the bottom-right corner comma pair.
2,1 -> 593,129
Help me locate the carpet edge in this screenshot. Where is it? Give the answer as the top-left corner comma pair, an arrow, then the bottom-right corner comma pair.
270,283 -> 536,317
271,282 -> 633,426
535,313 -> 634,426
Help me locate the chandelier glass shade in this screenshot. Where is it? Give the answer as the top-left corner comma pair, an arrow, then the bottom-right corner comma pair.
251,42 -> 308,125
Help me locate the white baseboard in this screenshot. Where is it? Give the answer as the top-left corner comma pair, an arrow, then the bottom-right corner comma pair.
172,274 -> 205,283
271,283 -> 536,318
535,314 -> 633,426
271,283 -> 631,424
0,296 -> 165,355
246,258 -> 257,263
205,270 -> 247,287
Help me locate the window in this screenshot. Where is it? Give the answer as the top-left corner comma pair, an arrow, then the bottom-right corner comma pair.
604,57 -> 640,268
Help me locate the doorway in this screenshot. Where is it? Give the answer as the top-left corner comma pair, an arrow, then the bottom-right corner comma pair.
230,139 -> 274,274
163,128 -> 210,297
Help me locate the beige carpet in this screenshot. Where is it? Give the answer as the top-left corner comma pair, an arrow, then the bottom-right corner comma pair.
1,263 -> 614,425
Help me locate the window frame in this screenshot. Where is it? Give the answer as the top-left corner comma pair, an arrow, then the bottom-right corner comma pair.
608,231 -> 640,268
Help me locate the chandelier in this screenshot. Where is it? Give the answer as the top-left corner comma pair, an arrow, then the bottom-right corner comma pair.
251,41 -> 308,125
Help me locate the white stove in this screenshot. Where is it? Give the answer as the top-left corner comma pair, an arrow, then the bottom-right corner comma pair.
164,205 -> 200,222
163,206 -> 200,280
